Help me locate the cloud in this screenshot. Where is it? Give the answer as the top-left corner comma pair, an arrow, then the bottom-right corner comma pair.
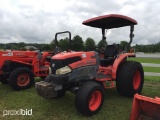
0,0 -> 159,45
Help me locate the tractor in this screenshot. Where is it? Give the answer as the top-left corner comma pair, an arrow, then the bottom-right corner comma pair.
0,49 -> 55,90
35,14 -> 144,116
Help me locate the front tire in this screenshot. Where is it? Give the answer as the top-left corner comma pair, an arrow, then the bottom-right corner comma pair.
75,81 -> 104,116
0,75 -> 8,84
116,61 -> 144,97
9,67 -> 34,90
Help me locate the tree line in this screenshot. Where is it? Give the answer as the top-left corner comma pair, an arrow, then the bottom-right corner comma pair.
0,35 -> 160,53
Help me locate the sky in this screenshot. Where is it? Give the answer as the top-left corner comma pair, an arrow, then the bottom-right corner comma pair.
0,0 -> 160,45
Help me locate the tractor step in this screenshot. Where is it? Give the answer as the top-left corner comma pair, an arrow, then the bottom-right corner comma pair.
97,73 -> 111,78
96,73 -> 112,81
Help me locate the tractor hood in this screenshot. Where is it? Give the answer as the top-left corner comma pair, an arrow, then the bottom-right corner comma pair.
52,51 -> 94,60
82,14 -> 137,29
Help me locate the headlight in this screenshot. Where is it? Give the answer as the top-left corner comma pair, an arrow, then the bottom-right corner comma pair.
56,66 -> 72,75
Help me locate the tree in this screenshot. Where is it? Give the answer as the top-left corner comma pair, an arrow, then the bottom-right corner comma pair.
71,35 -> 84,51
50,39 -> 56,50
29,47 -> 35,51
85,37 -> 96,51
58,38 -> 70,51
97,40 -> 107,48
119,41 -> 128,51
19,42 -> 25,48
40,44 -> 51,51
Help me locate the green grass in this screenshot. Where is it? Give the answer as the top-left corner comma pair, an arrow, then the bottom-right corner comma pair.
0,77 -> 160,120
128,57 -> 160,73
143,66 -> 160,72
0,57 -> 159,119
128,57 -> 160,64
144,76 -> 160,82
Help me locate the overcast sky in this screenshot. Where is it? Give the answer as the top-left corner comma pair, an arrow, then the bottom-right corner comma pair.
0,0 -> 160,45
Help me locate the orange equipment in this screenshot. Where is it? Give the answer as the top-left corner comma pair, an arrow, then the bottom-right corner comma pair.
130,94 -> 160,120
36,14 -> 144,116
0,50 -> 54,90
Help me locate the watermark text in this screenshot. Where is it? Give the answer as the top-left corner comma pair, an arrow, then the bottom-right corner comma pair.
3,109 -> 32,117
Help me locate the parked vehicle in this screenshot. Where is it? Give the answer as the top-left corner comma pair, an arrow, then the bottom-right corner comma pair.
0,49 -> 54,90
36,14 -> 144,116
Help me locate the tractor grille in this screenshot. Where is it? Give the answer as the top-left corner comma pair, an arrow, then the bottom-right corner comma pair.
50,59 -> 63,74
50,56 -> 82,74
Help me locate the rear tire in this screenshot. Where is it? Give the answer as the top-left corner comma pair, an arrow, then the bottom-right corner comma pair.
116,61 -> 144,97
9,67 -> 34,90
0,75 -> 8,84
75,81 -> 104,116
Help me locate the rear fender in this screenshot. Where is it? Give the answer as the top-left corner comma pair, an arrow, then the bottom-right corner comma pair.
112,53 -> 135,79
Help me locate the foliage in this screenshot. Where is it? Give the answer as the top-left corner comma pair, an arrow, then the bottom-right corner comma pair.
133,43 -> 160,53
0,43 -> 52,51
0,37 -> 160,53
71,35 -> 84,51
58,38 -> 70,51
84,37 -> 96,51
97,40 -> 107,48
50,39 -> 56,51
119,41 -> 128,51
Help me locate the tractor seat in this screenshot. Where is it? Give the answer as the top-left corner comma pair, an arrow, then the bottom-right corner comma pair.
100,44 -> 119,66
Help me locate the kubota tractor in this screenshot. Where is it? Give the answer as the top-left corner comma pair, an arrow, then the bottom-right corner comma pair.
35,14 -> 144,116
0,49 -> 54,90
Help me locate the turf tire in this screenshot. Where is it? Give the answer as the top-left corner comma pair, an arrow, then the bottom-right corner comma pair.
116,61 -> 144,97
75,81 -> 104,116
0,75 -> 8,84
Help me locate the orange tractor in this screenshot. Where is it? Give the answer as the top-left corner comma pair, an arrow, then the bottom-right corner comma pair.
0,49 -> 54,90
36,14 -> 144,116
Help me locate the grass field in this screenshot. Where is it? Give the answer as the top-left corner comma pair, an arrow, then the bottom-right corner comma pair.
0,77 -> 160,120
128,57 -> 160,64
0,57 -> 160,120
128,57 -> 160,73
143,67 -> 160,73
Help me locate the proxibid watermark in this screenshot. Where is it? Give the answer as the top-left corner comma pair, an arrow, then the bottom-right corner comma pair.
3,109 -> 32,117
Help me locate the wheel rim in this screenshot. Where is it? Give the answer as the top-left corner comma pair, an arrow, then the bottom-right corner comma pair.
89,90 -> 102,111
17,73 -> 30,86
133,70 -> 141,90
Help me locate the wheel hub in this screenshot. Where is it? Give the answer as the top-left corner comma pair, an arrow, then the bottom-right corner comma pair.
89,91 -> 102,111
17,73 -> 30,86
133,70 -> 141,90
